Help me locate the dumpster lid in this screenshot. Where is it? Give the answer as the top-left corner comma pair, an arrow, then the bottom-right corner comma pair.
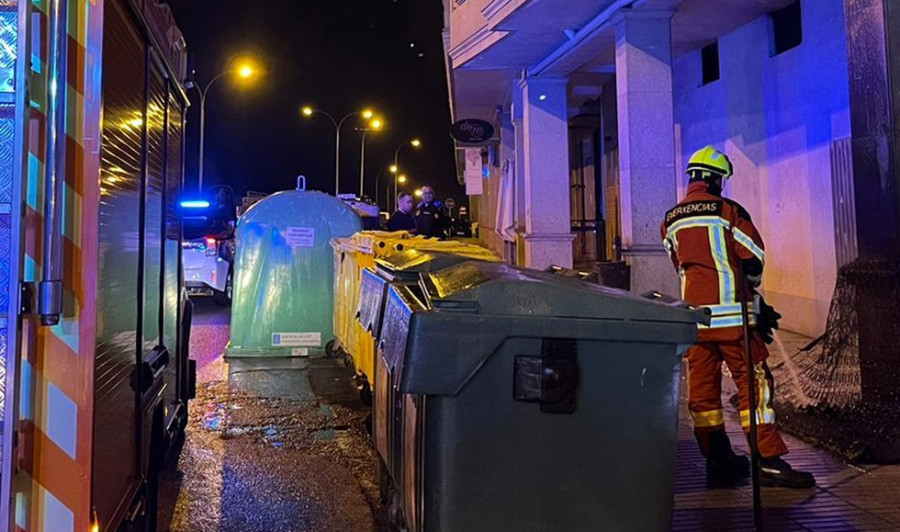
422,261 -> 703,325
374,249 -> 485,280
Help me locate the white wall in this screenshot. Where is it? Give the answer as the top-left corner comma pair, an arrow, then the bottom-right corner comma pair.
448,0 -> 494,49
673,0 -> 850,337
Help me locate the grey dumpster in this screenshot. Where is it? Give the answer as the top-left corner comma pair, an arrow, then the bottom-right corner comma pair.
356,249 -> 494,481
377,260 -> 704,532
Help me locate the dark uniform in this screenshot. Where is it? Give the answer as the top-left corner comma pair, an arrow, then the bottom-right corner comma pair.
387,210 -> 416,232
415,200 -> 444,238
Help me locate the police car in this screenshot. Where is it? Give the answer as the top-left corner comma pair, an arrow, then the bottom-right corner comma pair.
181,185 -> 236,305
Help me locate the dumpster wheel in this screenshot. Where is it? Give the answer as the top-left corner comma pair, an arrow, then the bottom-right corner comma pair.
325,339 -> 338,357
382,467 -> 409,532
359,378 -> 373,406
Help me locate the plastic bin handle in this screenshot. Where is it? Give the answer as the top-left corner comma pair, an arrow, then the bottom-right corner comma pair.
513,339 -> 578,414
641,290 -> 711,325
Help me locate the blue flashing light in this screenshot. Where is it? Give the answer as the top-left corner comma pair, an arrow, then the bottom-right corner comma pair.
181,200 -> 210,209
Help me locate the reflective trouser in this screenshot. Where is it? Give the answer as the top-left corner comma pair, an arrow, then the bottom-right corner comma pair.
686,334 -> 789,458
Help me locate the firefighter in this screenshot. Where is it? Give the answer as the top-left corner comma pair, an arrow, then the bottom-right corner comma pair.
661,146 -> 815,489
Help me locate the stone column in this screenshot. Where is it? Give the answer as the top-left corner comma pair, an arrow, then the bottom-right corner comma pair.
613,9 -> 680,297
842,0 -> 900,409
519,77 -> 574,269
844,0 -> 900,257
499,109 -> 516,263
511,86 -> 527,265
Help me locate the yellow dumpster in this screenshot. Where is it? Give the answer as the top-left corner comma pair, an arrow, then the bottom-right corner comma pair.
330,231 -> 413,392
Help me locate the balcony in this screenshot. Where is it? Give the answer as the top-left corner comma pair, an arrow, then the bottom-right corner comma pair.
448,0 -> 532,65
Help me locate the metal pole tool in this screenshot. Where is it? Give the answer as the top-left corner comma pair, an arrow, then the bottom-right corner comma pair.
738,261 -> 763,530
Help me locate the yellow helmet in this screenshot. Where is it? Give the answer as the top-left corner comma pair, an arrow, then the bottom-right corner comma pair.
686,146 -> 733,179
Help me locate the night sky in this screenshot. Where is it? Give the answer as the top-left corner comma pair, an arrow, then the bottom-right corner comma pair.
166,0 -> 461,206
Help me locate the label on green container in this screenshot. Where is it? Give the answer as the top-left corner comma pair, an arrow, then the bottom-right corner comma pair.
272,332 -> 322,347
285,227 -> 315,247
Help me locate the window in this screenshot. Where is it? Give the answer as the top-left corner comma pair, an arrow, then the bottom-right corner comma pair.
701,41 -> 720,85
770,1 -> 802,56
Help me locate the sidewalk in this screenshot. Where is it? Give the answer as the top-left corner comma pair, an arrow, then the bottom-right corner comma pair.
673,331 -> 900,531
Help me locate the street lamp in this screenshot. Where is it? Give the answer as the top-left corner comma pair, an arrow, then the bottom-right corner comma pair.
195,57 -> 260,191
358,117 -> 384,198
392,139 -> 422,211
302,106 -> 377,195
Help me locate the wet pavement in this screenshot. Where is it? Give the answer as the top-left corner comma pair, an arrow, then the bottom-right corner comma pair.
158,299 -> 900,531
157,299 -> 387,532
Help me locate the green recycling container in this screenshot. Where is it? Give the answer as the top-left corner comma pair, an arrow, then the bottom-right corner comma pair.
227,189 -> 361,357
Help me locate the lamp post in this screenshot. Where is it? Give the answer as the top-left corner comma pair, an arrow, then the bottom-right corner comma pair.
357,118 -> 384,198
392,139 -> 421,211
375,168 -> 385,208
302,107 -> 374,195
196,60 -> 258,191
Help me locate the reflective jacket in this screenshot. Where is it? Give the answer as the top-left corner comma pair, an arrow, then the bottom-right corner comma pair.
660,181 -> 766,341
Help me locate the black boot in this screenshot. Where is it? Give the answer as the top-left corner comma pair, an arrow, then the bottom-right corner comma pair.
706,431 -> 751,487
759,456 -> 816,488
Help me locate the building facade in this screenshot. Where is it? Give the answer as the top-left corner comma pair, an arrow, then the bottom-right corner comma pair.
443,0 -> 868,337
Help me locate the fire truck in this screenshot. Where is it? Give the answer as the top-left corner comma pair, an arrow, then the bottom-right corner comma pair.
0,0 -> 194,530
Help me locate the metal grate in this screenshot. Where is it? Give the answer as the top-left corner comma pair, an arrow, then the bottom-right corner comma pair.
0,10 -> 16,70
830,138 -> 857,268
0,116 -> 12,206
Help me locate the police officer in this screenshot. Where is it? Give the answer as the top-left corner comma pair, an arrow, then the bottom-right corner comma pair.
415,186 -> 445,238
387,191 -> 417,233
661,146 -> 814,489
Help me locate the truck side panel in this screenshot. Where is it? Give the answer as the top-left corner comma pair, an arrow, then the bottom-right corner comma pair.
15,0 -> 103,530
93,0 -> 144,527
162,91 -> 184,427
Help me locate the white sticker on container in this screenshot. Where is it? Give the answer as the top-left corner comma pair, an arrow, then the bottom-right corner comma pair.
291,348 -> 309,357
285,227 -> 315,247
272,332 -> 322,347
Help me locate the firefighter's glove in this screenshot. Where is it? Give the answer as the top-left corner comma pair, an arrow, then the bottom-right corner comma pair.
742,259 -> 763,288
755,295 -> 782,345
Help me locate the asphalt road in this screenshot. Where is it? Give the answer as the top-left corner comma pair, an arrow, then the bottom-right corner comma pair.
158,299 -> 388,532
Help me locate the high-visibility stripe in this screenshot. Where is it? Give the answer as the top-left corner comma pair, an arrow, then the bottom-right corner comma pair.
698,313 -> 757,329
733,227 -> 765,265
703,303 -> 743,316
665,216 -> 737,308
700,301 -> 759,317
740,407 -> 776,426
708,225 -> 736,304
740,364 -> 776,426
19,2 -> 99,530
691,409 -> 725,428
665,216 -> 730,243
